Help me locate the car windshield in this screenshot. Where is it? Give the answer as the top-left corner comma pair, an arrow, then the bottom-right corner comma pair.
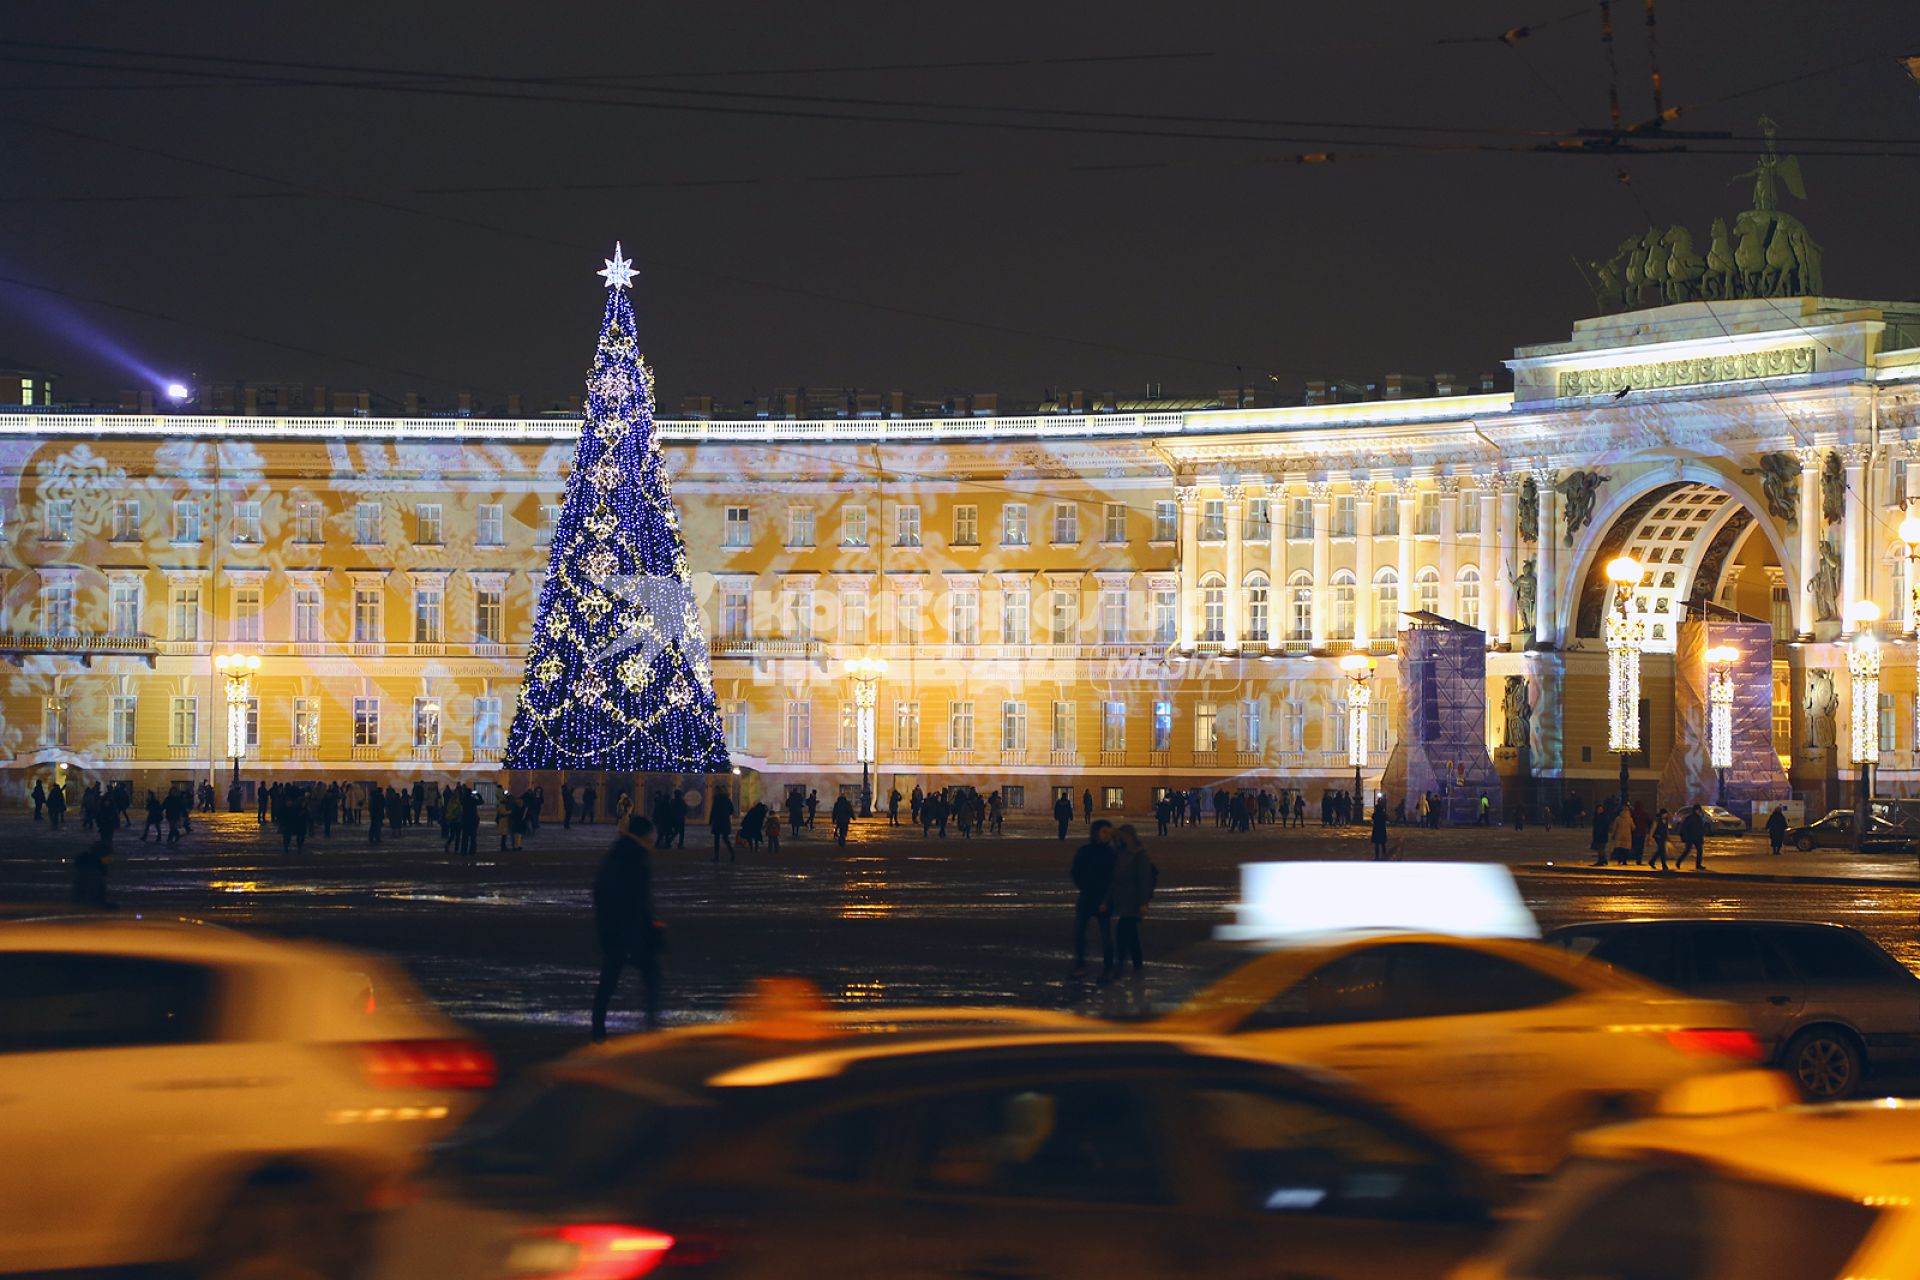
1494,1157 -> 1876,1280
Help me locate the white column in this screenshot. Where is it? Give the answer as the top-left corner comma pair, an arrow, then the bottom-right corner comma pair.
1478,476 -> 1499,642
1265,477 -> 1286,652
1396,479 -> 1416,631
1352,476 -> 1375,650
1797,447 -> 1821,639
1841,444 -> 1867,637
1437,476 -> 1460,621
1222,482 -> 1245,652
1496,473 -> 1519,648
1533,467 -> 1558,648
1177,484 -> 1199,651
1309,480 -> 1332,651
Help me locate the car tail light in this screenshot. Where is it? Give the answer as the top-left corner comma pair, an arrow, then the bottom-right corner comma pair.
1665,1028 -> 1764,1061
505,1224 -> 680,1279
358,1038 -> 498,1090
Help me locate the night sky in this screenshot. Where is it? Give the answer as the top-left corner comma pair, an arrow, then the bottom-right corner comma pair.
0,2 -> 1915,412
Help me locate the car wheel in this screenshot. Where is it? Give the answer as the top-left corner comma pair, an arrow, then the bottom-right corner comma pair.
1785,1026 -> 1863,1100
195,1183 -> 364,1280
1794,835 -> 1814,852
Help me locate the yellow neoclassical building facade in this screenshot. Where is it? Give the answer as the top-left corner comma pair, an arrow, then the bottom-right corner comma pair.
6,295 -> 1920,817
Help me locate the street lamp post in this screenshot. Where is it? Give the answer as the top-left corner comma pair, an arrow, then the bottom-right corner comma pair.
212,651 -> 260,794
1849,601 -> 1883,852
1604,556 -> 1646,812
1902,516 -> 1920,638
847,656 -> 888,818
1339,653 -> 1375,820
1705,645 -> 1739,810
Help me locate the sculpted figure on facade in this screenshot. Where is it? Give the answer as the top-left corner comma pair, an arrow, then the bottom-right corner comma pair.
1518,476 -> 1539,544
1500,674 -> 1533,751
1805,668 -> 1836,749
1746,452 -> 1801,524
1821,450 -> 1845,526
1556,470 -> 1609,546
1514,558 -> 1538,634
1812,537 -> 1843,623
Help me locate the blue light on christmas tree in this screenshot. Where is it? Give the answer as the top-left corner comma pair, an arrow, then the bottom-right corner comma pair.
503,243 -> 731,773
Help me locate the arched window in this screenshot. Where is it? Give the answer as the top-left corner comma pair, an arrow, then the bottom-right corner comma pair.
1415,566 -> 1441,616
1245,572 -> 1270,644
1457,565 -> 1481,629
1331,569 -> 1356,641
1289,570 -> 1313,641
1374,568 -> 1400,637
1200,573 -> 1226,643
1889,542 -> 1910,629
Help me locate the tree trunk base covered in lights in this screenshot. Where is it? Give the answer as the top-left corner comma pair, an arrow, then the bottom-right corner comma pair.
504,249 -> 732,777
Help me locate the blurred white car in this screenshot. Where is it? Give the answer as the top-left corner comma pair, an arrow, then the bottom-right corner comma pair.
1697,804 -> 1751,835
1156,933 -> 1765,1176
0,917 -> 494,1279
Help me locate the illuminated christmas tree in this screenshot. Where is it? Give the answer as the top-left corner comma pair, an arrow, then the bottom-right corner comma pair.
503,243 -> 731,773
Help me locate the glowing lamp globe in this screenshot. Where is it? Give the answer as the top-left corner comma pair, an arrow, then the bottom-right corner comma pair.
1848,600 -> 1883,626
165,382 -> 190,402
1605,556 -> 1644,586
1338,653 -> 1374,675
1902,516 -> 1920,547
1704,645 -> 1740,667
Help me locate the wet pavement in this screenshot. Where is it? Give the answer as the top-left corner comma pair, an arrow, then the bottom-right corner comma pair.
5,809 -> 1920,1072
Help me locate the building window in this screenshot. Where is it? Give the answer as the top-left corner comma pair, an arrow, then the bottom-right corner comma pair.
1195,702 -> 1218,753
43,498 -> 74,542
1153,588 -> 1178,645
1881,692 -> 1897,754
1377,495 -> 1400,536
721,585 -> 750,640
1770,581 -> 1792,636
784,585 -> 815,641
788,505 -> 816,548
293,500 -> 323,543
894,700 -> 920,751
173,499 -> 202,544
1459,491 -> 1482,534
894,589 -> 923,645
1002,785 -> 1026,810
475,584 -> 503,643
1003,503 -> 1029,546
952,504 -> 978,547
841,506 -> 868,547
895,504 -> 922,547
293,697 -> 321,748
109,580 -> 141,637
1100,588 -> 1127,644
1051,701 -> 1074,752
414,584 -> 444,643
1051,502 -> 1079,545
1331,570 -> 1356,641
170,583 -> 201,642
842,592 -> 868,644
1103,786 -> 1125,811
1283,700 -> 1306,751
39,581 -> 75,635
354,501 -> 380,545
1416,566 -> 1441,615
838,702 -> 857,755
1289,496 -> 1313,541
723,506 -> 751,548
1152,500 -> 1178,543
1199,499 -> 1226,542
1052,589 -> 1078,643
1243,700 -> 1263,751
233,501 -> 262,544
170,696 -> 198,748
1375,569 -> 1400,636
1416,492 -> 1440,537
243,697 -> 260,751
949,590 -> 979,645
110,695 -> 136,748
1153,700 -> 1173,752
1001,701 -> 1027,752
38,696 -> 65,749
1246,574 -> 1269,644
1200,575 -> 1226,643
537,504 -> 560,546
413,503 -> 442,545
1333,494 -> 1357,537
1289,572 -> 1313,640
1002,587 -> 1030,645
413,697 -> 441,748
1246,498 -> 1271,542
474,697 -> 502,754
112,499 -> 141,542
232,586 -> 263,643
785,701 -> 812,753
1458,566 -> 1481,628
949,701 -> 974,751
1104,502 -> 1128,544
476,503 -> 504,546
352,586 -> 382,644
352,696 -> 379,748
722,700 -> 748,753
1103,701 -> 1126,752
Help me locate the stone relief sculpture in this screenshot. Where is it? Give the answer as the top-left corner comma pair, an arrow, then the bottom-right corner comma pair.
1745,452 -> 1800,524
1501,675 -> 1533,750
1556,470 -> 1610,546
1518,476 -> 1539,544
1821,450 -> 1845,526
1514,558 -> 1538,633
1812,537 -> 1843,623
1805,668 -> 1836,749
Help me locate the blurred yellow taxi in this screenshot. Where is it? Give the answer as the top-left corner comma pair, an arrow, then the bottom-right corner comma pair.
1453,1087 -> 1920,1279
0,917 -> 493,1278
1156,931 -> 1763,1176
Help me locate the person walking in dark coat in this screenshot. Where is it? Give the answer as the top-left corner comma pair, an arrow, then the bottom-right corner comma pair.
1371,798 -> 1391,859
1108,825 -> 1157,980
1070,820 -> 1117,979
591,815 -> 662,1040
831,792 -> 854,846
786,789 -> 806,839
46,781 -> 66,830
1081,788 -> 1094,823
581,784 -> 597,825
1766,805 -> 1789,856
1648,808 -> 1671,871
1053,792 -> 1074,840
1677,805 -> 1708,870
709,787 -> 736,862
31,778 -> 45,822
805,789 -> 819,829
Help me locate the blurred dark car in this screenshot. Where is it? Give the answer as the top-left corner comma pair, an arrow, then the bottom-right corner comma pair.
1784,808 -> 1920,854
376,1019 -> 1508,1280
1544,919 -> 1920,1099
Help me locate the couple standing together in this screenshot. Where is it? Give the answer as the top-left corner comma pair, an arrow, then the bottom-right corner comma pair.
1070,819 -> 1158,982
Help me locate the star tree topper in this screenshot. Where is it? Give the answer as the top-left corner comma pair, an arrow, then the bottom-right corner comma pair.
597,241 -> 637,291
